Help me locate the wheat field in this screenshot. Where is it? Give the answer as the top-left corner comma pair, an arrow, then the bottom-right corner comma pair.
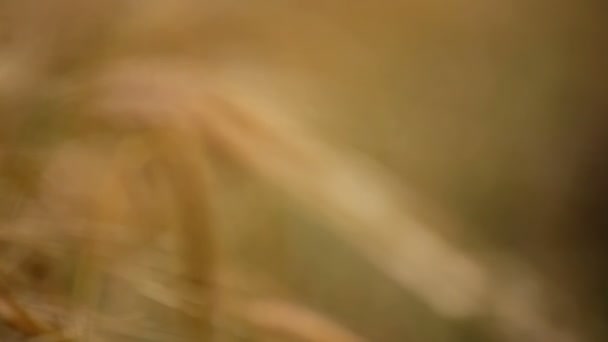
0,1 -> 606,341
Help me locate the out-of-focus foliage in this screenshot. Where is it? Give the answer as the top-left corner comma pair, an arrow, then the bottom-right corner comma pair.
0,0 -> 606,341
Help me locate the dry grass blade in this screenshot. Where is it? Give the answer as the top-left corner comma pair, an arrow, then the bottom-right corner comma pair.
145,127 -> 216,340
197,96 -> 489,317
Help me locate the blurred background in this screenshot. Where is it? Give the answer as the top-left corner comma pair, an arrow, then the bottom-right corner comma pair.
0,0 -> 606,341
